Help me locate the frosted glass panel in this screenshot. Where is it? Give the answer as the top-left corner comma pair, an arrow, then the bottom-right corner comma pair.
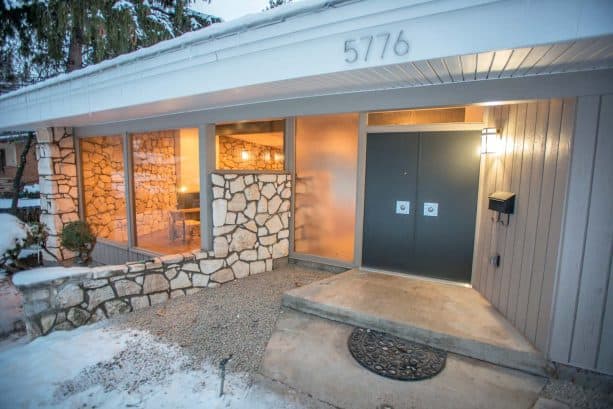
295,113 -> 358,262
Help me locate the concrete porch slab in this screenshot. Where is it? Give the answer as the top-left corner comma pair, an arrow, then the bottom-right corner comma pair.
282,269 -> 547,376
261,310 -> 546,409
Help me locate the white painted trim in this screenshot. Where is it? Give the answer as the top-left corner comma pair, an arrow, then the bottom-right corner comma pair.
471,109 -> 489,287
72,69 -> 613,137
286,117 -> 296,254
3,0 -> 613,130
123,132 -> 136,249
366,123 -> 485,133
353,112 -> 367,266
73,130 -> 85,221
200,124 -> 216,250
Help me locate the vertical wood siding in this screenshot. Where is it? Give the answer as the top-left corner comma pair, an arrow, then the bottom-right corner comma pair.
92,240 -> 154,265
549,95 -> 613,375
472,99 -> 576,355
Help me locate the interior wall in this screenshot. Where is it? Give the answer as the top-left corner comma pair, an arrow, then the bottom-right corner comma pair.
472,99 -> 576,354
216,135 -> 284,171
549,94 -> 613,375
80,135 -> 128,243
132,130 -> 178,237
178,128 -> 200,193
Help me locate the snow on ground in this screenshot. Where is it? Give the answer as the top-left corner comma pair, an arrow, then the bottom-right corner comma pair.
0,274 -> 23,337
12,266 -> 91,286
0,213 -> 30,256
22,184 -> 39,194
0,198 -> 40,208
0,322 -> 302,409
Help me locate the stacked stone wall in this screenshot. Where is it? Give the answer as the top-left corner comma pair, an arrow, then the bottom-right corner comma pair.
36,127 -> 80,260
81,136 -> 128,242
132,131 -> 178,236
217,136 -> 284,171
17,172 -> 291,337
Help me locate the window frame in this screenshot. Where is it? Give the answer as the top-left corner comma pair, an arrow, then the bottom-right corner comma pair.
77,127 -> 215,255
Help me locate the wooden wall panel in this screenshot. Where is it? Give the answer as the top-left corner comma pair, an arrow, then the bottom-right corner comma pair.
473,99 -> 575,354
92,240 -> 153,265
548,94 -> 613,374
477,95 -> 613,374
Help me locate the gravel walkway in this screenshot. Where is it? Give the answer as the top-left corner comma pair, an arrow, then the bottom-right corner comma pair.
541,375 -> 613,409
115,264 -> 333,373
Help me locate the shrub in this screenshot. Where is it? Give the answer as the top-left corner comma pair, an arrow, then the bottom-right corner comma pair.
60,221 -> 96,264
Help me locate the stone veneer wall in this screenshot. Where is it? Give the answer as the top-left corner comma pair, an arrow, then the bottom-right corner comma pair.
16,172 -> 291,337
80,136 -> 128,242
36,127 -> 80,260
132,131 -> 178,236
217,135 -> 284,171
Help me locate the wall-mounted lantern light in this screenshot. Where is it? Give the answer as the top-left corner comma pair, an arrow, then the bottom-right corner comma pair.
241,150 -> 250,161
481,127 -> 500,154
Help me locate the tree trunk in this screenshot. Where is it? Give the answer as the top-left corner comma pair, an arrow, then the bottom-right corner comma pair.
67,3 -> 84,73
66,24 -> 83,72
10,132 -> 35,215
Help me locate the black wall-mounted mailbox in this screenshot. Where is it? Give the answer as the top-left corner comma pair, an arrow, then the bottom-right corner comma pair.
488,191 -> 516,214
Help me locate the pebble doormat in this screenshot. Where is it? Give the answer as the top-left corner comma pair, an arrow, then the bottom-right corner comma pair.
348,327 -> 446,381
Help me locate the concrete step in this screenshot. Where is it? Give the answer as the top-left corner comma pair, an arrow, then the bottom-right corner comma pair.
282,269 -> 548,376
261,310 -> 546,409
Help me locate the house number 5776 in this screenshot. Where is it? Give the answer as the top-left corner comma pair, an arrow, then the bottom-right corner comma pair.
344,30 -> 409,63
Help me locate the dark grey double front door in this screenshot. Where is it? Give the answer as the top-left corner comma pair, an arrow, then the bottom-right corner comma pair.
362,131 -> 481,282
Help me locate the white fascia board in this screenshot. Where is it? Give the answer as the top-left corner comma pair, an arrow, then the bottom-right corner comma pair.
1,0 -> 613,131
73,69 -> 613,136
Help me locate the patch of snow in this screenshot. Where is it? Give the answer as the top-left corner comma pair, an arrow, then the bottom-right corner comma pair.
0,198 -> 40,208
3,0 -> 25,10
111,0 -> 134,11
17,247 -> 41,259
0,214 -> 30,256
0,323 -> 302,408
12,266 -> 90,286
23,183 -> 40,194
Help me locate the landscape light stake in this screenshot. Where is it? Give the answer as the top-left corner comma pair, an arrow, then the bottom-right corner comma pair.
219,354 -> 233,397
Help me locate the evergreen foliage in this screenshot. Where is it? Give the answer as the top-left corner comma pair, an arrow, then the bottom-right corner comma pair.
0,0 -> 221,93
266,0 -> 292,10
60,220 -> 96,264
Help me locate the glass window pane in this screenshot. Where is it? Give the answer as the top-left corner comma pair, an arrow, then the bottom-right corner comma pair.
132,128 -> 200,254
80,135 -> 128,243
216,119 -> 284,170
295,113 -> 358,262
367,106 -> 484,126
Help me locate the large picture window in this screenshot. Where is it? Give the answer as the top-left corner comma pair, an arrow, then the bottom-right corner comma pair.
216,119 -> 285,171
132,128 -> 200,254
80,135 -> 128,243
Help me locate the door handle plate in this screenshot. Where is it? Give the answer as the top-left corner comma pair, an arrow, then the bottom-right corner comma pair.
396,201 -> 411,215
423,202 -> 438,216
